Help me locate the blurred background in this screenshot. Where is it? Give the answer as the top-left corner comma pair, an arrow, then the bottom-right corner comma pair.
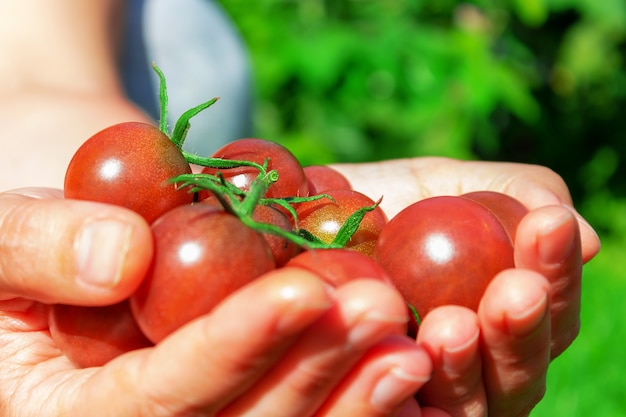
218,1 -> 625,415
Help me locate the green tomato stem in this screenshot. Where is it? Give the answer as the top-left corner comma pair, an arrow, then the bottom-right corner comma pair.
152,62 -> 170,136
170,97 -> 219,149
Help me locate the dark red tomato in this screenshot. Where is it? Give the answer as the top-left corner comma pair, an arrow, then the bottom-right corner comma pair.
374,196 -> 514,323
252,204 -> 301,267
303,165 -> 352,195
286,248 -> 392,287
461,191 -> 528,243
130,203 -> 276,343
64,122 -> 193,223
202,138 -> 309,199
296,189 -> 388,256
49,300 -> 153,368
200,195 -> 300,267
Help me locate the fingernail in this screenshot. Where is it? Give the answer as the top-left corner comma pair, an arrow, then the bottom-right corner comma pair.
537,210 -> 576,266
347,312 -> 408,351
275,284 -> 334,333
563,204 -> 601,250
75,219 -> 133,288
505,292 -> 548,336
370,366 -> 430,412
441,329 -> 480,375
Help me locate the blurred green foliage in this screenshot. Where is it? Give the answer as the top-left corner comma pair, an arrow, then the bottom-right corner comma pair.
218,2 -> 625,415
219,0 -> 626,239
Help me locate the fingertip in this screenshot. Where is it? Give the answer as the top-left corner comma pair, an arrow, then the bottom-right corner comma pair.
368,337 -> 433,412
562,204 -> 601,263
0,195 -> 153,306
515,205 -> 582,270
415,306 -> 485,416
418,306 -> 479,351
479,269 -> 550,337
417,306 -> 480,374
256,267 -> 335,334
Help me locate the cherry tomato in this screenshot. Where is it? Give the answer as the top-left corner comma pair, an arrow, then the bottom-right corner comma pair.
130,203 -> 276,343
252,204 -> 302,267
202,138 -> 309,199
296,189 -> 388,256
48,301 -> 153,368
374,196 -> 515,323
461,191 -> 529,243
303,165 -> 352,194
64,122 -> 193,223
286,248 -> 391,287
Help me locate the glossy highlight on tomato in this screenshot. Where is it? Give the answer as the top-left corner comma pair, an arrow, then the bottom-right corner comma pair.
64,122 -> 193,223
203,138 -> 309,199
296,189 -> 388,256
130,203 -> 276,343
374,195 -> 515,322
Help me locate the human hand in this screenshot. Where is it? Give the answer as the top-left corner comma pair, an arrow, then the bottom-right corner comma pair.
0,188 -> 447,417
334,157 -> 601,417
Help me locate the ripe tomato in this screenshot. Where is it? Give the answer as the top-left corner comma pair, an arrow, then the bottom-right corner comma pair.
64,122 -> 193,223
296,189 -> 388,256
374,196 -> 516,324
202,138 -> 309,199
461,191 -> 528,243
286,248 -> 391,287
303,165 -> 352,195
130,203 -> 276,343
252,204 -> 302,267
48,300 -> 152,368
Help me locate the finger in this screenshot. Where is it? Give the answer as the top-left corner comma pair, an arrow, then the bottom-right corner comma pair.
220,279 -> 410,417
67,267 -> 334,416
514,205 -> 582,358
415,306 -> 486,417
316,335 -> 432,417
478,268 -> 551,417
0,190 -> 152,305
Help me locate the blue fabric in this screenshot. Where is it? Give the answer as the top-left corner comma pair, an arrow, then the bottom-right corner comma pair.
119,0 -> 253,155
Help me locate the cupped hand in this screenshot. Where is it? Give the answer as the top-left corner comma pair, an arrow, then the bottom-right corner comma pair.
335,157 -> 600,417
0,188 -> 443,417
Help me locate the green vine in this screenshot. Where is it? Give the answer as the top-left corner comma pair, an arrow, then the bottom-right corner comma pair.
155,62 -> 379,251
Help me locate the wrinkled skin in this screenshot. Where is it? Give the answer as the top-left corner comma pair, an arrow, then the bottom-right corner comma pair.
0,155 -> 600,417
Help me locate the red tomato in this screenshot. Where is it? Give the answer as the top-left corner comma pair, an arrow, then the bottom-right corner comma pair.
64,122 -> 193,223
286,248 -> 391,287
48,301 -> 153,368
252,204 -> 302,267
200,195 -> 301,267
130,203 -> 276,343
303,165 -> 352,194
202,138 -> 309,199
374,196 -> 515,323
296,189 -> 388,256
461,191 -> 528,243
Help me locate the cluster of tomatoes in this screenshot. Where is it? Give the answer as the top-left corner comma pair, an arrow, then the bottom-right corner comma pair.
51,66 -> 529,368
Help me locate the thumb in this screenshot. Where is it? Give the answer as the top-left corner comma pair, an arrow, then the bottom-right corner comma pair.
0,188 -> 153,305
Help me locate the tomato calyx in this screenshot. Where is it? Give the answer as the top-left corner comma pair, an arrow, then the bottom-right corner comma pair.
173,168 -> 382,250
152,62 -> 220,151
153,62 -> 383,251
